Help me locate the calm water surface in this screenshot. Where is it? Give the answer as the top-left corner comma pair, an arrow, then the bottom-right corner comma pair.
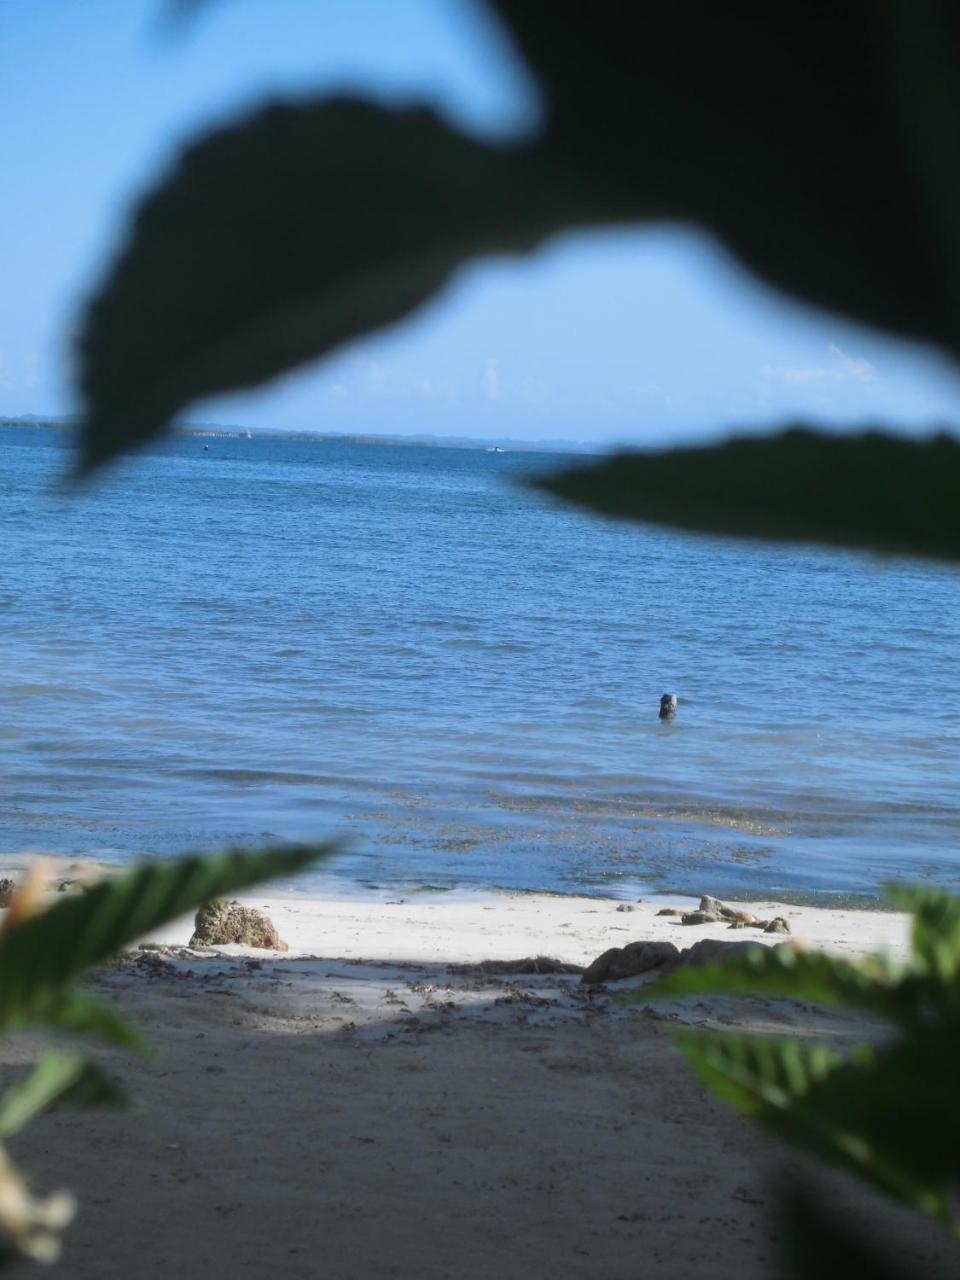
1,425 -> 958,903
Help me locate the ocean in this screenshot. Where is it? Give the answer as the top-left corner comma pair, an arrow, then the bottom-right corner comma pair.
1,423 -> 958,904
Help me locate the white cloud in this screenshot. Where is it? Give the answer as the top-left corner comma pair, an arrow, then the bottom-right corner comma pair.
431,377 -> 460,406
827,343 -> 876,381
0,349 -> 41,391
763,343 -> 878,387
764,364 -> 829,384
482,357 -> 502,402
520,376 -> 546,405
324,359 -> 463,407
366,361 -> 387,389
628,381 -> 676,412
21,351 -> 39,390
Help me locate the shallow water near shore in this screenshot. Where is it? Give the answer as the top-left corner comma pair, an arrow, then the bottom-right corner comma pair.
1,423 -> 958,903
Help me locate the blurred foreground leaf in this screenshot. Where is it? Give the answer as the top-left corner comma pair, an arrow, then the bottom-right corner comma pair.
533,429 -> 960,561
779,1181 -> 921,1280
646,883 -> 960,1236
0,842 -> 333,1261
0,843 -> 333,1027
636,943 -> 914,1027
490,2 -> 960,362
76,98 -> 590,472
5,992 -> 149,1056
0,1055 -> 126,1139
672,1030 -> 845,1116
676,1024 -> 960,1230
886,884 -> 960,990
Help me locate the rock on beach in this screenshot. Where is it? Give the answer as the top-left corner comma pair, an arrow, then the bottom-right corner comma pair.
190,900 -> 288,951
581,940 -> 681,984
764,916 -> 791,934
676,895 -> 786,931
676,938 -> 774,967
580,894 -> 799,983
680,910 -> 718,926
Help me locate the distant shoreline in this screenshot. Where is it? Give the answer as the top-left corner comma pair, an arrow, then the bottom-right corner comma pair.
0,415 -> 597,456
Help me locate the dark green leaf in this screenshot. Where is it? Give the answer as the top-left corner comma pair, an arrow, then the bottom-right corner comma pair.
0,843 -> 333,1024
6,992 -> 150,1056
75,98 -> 588,472
886,883 -> 960,986
640,942 -> 915,1026
678,1023 -> 960,1231
5,991 -> 148,1054
532,428 -> 960,562
778,1181 -> 921,1280
674,1030 -> 846,1116
490,2 -> 960,361
0,1054 -> 126,1138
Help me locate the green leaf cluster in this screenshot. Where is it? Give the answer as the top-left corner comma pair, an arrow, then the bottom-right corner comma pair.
0,843 -> 332,1261
640,884 -> 960,1234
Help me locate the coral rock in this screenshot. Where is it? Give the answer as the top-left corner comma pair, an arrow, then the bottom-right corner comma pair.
190,900 -> 288,950
461,957 -> 584,976
681,910 -> 721,925
581,940 -> 681,984
764,917 -> 791,934
678,938 -> 774,967
699,896 -> 756,924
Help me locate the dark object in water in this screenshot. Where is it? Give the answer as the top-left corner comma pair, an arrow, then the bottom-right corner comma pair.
659,692 -> 677,720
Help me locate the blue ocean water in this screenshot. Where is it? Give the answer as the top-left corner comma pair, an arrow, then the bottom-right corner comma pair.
1,423 -> 958,903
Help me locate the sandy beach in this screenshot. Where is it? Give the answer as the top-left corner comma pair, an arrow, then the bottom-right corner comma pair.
0,888 -> 954,1278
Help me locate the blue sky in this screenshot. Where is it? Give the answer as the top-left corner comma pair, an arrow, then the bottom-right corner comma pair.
3,0 -> 960,446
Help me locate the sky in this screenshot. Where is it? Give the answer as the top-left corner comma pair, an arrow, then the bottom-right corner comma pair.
4,0 -> 960,447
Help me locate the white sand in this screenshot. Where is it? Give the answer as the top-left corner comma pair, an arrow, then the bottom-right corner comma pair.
141,887 -> 913,965
2,888 -> 950,1280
